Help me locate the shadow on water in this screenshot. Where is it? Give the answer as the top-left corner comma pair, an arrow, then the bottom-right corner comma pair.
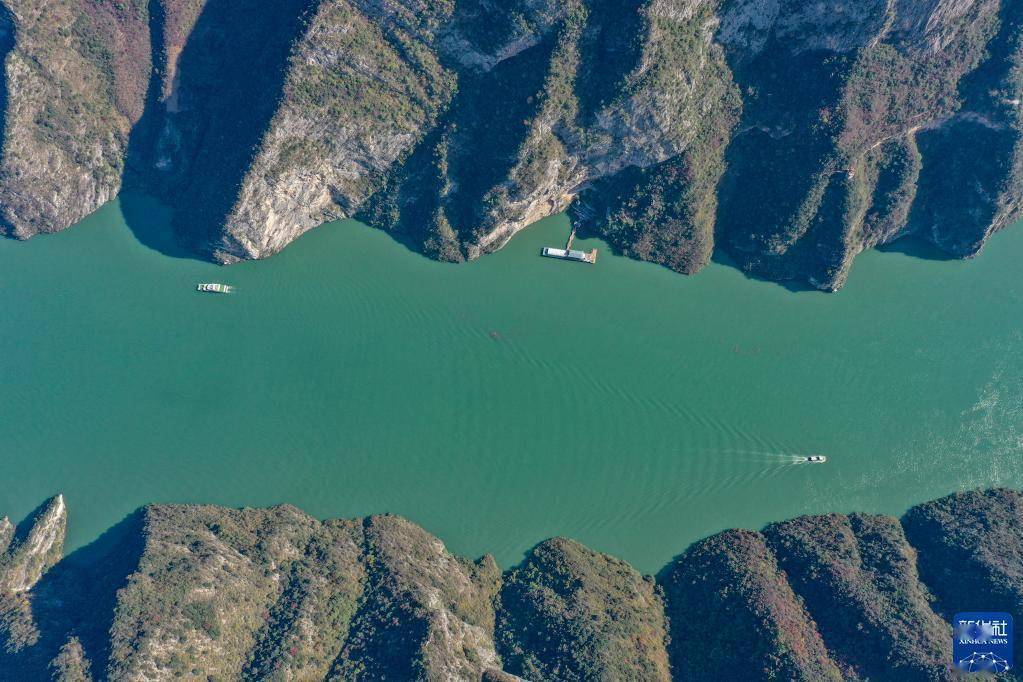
117,0 -> 202,262
875,235 -> 959,261
120,0 -> 316,261
0,510 -> 145,679
118,190 -> 202,260
709,248 -> 819,293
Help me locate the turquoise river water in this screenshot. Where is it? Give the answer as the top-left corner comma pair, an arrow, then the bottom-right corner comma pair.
2,195 -> 1022,572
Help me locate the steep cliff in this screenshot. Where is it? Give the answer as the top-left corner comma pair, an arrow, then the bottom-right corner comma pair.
2,488 -> 1019,680
1,0 -> 1020,288
0,495 -> 66,657
104,506 -> 500,680
363,0 -> 739,268
715,0 -> 1023,289
0,0 -> 149,238
0,494 -> 65,595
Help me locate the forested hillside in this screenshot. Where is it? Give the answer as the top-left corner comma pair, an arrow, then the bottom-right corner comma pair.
0,0 -> 1020,289
1,489 -> 1019,679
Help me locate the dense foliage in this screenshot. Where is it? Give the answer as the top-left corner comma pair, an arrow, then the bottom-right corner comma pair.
2,0 -> 1022,289
497,537 -> 670,681
2,489 -> 1023,679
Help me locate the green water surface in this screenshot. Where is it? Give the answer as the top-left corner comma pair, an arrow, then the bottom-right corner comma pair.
2,195 -> 1021,572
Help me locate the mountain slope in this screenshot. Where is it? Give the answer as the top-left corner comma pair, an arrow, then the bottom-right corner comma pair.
2,488 -> 1020,679
0,0 -> 1021,289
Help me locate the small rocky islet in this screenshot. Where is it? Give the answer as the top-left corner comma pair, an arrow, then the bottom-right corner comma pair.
1,488 -> 1021,680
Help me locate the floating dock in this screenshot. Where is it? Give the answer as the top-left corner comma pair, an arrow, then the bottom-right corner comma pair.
541,227 -> 598,264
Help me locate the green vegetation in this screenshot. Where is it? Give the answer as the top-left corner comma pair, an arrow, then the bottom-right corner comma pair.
49,637 -> 92,681
580,114 -> 734,275
716,47 -> 852,282
2,489 -> 1023,679
764,514 -> 951,680
661,529 -> 843,681
904,489 -> 1023,669
715,0 -> 1020,289
860,136 -> 922,242
106,505 -> 299,678
497,537 -> 670,681
0,0 -> 149,237
2,0 -> 1023,281
243,522 -> 366,680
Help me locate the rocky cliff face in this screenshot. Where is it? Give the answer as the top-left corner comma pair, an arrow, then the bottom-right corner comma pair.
715,0 -> 1023,289
0,489 -> 1020,680
0,0 -> 149,239
0,495 -> 65,594
103,506 -> 501,680
1,0 -> 1020,288
0,495 -> 66,659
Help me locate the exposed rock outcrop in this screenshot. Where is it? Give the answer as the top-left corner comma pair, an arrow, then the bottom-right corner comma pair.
106,505 -> 498,680
0,494 -> 65,594
1,0 -> 1021,289
215,0 -> 457,263
0,494 -> 66,658
0,517 -> 12,555
328,514 -> 500,680
0,0 -> 150,238
715,0 -> 1022,289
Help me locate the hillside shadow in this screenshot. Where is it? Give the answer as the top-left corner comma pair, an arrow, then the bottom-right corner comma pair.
904,0 -> 1023,255
0,4 -> 14,155
710,248 -> 818,293
574,0 -> 646,124
0,3 -> 16,235
356,33 -> 556,259
117,0 -> 202,262
0,509 -> 146,679
120,0 -> 316,261
875,235 -> 959,261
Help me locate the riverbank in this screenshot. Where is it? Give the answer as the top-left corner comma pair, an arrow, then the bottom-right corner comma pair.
1,195 -> 1021,573
2,489 -> 1018,679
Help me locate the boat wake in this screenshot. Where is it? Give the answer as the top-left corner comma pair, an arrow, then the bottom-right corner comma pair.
713,449 -> 825,465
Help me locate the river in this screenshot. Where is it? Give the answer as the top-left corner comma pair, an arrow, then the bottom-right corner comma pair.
2,194 -> 1021,572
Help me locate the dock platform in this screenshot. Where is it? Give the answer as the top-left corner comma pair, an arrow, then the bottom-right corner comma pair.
541,227 -> 598,264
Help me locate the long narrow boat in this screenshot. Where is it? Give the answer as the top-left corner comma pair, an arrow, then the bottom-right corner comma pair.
541,246 -> 598,264
196,283 -> 234,294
